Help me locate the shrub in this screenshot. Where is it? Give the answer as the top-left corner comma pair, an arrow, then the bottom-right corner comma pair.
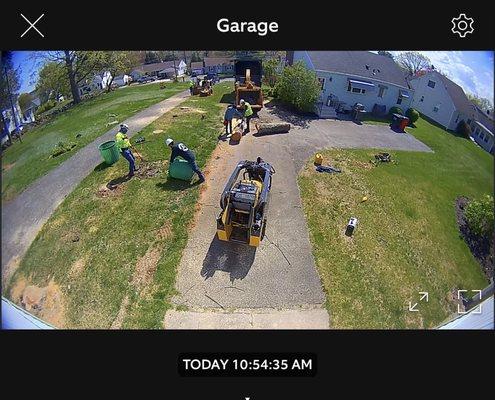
389,106 -> 403,116
274,61 -> 320,113
405,108 -> 419,124
456,120 -> 472,139
35,100 -> 57,117
465,195 -> 494,237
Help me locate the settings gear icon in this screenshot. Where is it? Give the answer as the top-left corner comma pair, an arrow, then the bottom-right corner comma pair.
451,13 -> 474,38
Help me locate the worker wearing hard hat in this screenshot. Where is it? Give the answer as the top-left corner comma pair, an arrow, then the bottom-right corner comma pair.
239,99 -> 253,133
166,138 -> 205,183
223,104 -> 242,135
115,124 -> 138,178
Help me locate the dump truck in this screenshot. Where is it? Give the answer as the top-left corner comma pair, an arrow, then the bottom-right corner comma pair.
234,56 -> 263,113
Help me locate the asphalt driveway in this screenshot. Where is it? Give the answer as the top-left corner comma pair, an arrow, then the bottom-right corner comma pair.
167,109 -> 431,328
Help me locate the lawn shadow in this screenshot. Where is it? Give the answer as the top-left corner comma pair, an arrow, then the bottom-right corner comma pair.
155,177 -> 194,191
94,162 -> 113,172
201,236 -> 256,283
107,175 -> 131,188
263,99 -> 316,129
219,92 -> 235,104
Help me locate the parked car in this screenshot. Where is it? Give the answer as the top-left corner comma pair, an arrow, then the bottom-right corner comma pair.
137,75 -> 156,84
206,72 -> 219,83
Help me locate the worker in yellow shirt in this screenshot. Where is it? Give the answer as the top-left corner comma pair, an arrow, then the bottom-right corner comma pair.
239,99 -> 253,133
115,124 -> 138,178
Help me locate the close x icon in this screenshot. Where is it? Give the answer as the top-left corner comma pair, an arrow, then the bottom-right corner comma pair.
20,13 -> 45,38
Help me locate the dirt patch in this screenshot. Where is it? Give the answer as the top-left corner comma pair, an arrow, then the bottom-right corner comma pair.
12,278 -> 66,327
2,162 -> 15,172
179,106 -> 206,114
110,295 -> 130,329
135,161 -> 164,179
69,257 -> 87,278
61,227 -> 81,243
10,276 -> 28,303
96,183 -> 125,198
156,221 -> 172,240
153,129 -> 164,134
132,246 -> 162,292
455,196 -> 494,281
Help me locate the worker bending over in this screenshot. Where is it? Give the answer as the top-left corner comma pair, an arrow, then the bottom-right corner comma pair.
239,99 -> 253,133
116,124 -> 138,178
166,138 -> 205,183
223,104 -> 242,135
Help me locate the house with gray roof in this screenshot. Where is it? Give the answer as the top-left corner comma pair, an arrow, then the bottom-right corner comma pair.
409,69 -> 494,153
287,51 -> 413,118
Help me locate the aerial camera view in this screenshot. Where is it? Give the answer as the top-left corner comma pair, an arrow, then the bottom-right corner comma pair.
1,50 -> 493,329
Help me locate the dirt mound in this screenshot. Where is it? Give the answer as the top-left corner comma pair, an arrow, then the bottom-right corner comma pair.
2,162 -> 15,172
455,197 -> 494,281
135,161 -> 164,179
97,183 -> 125,198
11,278 -> 66,327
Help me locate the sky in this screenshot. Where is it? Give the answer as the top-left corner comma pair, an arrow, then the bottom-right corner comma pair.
11,50 -> 495,107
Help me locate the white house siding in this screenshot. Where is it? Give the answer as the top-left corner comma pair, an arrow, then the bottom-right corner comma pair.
315,71 -> 412,114
471,123 -> 494,153
410,73 -> 457,129
292,52 -> 412,114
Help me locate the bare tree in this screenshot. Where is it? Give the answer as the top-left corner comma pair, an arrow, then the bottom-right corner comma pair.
396,52 -> 431,75
0,51 -> 21,145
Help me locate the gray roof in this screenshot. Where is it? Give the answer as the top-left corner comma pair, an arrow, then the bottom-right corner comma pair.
435,72 -> 476,117
473,105 -> 494,133
304,51 -> 410,89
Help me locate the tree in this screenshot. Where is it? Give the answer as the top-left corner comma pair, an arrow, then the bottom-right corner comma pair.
0,51 -> 20,145
396,52 -> 431,75
36,51 -> 104,104
467,93 -> 493,113
378,51 -> 394,59
263,58 -> 280,87
190,52 -> 203,62
274,61 -> 320,112
36,61 -> 70,102
144,51 -> 161,64
18,92 -> 33,113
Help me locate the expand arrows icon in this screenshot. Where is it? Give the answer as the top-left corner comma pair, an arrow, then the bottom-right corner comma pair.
408,291 -> 429,312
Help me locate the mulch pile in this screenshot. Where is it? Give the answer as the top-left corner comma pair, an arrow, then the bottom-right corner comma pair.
455,196 -> 494,281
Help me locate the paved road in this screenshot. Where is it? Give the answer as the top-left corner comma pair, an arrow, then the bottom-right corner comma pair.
166,110 -> 431,329
1,90 -> 190,284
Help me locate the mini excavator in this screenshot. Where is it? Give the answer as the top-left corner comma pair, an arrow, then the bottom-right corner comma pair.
217,158 -> 275,247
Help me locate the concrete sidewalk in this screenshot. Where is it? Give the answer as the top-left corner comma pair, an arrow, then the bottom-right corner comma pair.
2,90 -> 190,283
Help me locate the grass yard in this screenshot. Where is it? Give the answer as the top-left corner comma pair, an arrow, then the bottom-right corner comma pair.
1,81 -> 189,202
5,82 -> 231,329
298,117 -> 493,329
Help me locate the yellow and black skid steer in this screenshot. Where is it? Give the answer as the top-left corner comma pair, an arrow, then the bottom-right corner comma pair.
217,157 -> 275,247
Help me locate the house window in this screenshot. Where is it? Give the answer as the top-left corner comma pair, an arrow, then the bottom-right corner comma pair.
479,132 -> 485,140
433,105 -> 439,112
455,115 -> 459,123
378,86 -> 387,98
352,87 -> 366,94
484,135 -> 489,143
427,80 -> 436,88
318,77 -> 325,90
397,97 -> 402,105
420,95 -> 424,102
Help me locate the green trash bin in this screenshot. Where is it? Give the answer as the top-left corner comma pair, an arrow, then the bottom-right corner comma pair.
98,140 -> 120,165
169,158 -> 194,181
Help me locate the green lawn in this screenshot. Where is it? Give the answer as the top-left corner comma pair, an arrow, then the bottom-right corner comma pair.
5,82 -> 230,329
298,117 -> 493,329
1,81 -> 189,202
